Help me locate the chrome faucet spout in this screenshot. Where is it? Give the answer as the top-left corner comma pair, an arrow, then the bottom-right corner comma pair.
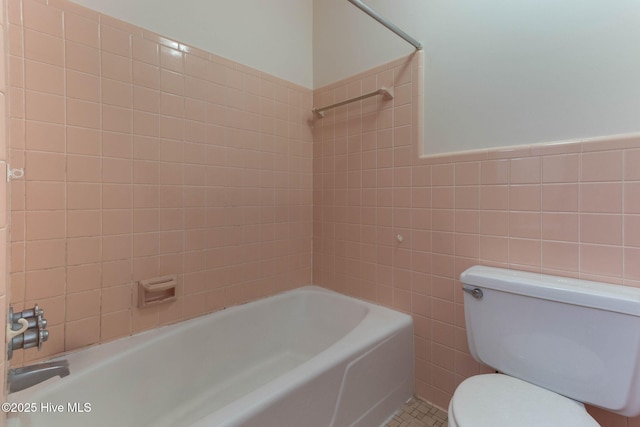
8,360 -> 70,393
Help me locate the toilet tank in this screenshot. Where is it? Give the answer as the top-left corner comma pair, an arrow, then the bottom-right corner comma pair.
461,266 -> 640,417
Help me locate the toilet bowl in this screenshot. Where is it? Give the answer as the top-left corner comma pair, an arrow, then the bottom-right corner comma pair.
452,266 -> 640,425
448,374 -> 599,427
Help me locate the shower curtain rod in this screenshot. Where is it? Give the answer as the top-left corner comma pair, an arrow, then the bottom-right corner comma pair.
312,87 -> 393,117
348,0 -> 422,51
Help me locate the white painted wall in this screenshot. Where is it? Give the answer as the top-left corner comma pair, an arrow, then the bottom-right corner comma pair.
314,0 -> 640,154
71,0 -> 314,88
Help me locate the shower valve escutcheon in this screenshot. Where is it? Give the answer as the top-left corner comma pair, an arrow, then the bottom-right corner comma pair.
7,304 -> 50,360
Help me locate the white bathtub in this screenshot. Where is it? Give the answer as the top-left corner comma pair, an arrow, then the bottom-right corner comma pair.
7,286 -> 414,427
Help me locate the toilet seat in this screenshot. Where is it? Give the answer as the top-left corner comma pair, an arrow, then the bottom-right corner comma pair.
448,374 -> 600,427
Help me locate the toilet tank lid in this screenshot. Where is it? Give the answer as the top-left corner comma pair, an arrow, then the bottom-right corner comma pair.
461,266 -> 640,316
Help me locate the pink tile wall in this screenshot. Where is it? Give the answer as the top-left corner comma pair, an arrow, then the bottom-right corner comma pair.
8,0 -> 313,365
0,0 -> 8,416
313,51 -> 640,426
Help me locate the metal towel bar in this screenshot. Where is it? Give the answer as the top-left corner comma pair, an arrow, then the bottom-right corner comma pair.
312,87 -> 393,117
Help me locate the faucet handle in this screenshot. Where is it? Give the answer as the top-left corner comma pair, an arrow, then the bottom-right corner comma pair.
12,304 -> 44,322
7,305 -> 50,360
32,304 -> 44,318
38,329 -> 49,349
36,313 -> 46,331
37,316 -> 47,330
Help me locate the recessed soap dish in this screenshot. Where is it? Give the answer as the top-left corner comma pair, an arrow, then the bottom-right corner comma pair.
138,275 -> 177,308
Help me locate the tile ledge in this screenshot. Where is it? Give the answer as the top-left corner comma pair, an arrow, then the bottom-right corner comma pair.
416,132 -> 640,165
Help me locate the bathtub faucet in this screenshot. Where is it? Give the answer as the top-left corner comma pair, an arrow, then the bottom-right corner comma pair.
8,360 -> 70,393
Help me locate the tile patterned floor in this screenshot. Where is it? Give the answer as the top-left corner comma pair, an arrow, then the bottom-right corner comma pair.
385,396 -> 449,427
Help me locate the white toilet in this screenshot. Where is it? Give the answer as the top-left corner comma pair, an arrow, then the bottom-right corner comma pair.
449,266 -> 640,427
